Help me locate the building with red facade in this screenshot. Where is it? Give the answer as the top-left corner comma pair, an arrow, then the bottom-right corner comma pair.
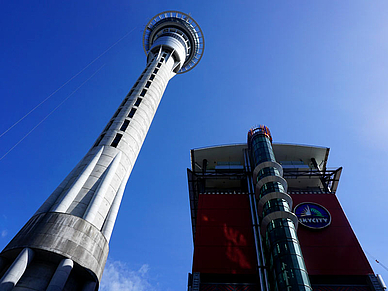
187,126 -> 385,291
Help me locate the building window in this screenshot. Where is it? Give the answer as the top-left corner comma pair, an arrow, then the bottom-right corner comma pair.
128,108 -> 137,118
94,133 -> 105,147
153,68 -> 159,74
145,81 -> 151,88
161,58 -> 165,62
162,53 -> 167,57
111,133 -> 123,148
149,74 -> 155,81
134,81 -> 139,87
157,63 -> 161,68
134,98 -> 142,107
140,89 -> 147,97
120,119 -> 130,132
127,89 -> 134,96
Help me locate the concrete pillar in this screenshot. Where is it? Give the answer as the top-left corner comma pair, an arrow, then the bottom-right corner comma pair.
83,151 -> 122,225
34,159 -> 83,215
46,258 -> 73,291
0,248 -> 34,291
51,147 -> 104,213
102,169 -> 130,241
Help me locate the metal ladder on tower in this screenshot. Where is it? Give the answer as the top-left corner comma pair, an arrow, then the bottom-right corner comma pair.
192,272 -> 200,291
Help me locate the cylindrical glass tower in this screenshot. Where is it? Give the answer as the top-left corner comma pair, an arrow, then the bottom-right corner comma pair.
248,125 -> 312,291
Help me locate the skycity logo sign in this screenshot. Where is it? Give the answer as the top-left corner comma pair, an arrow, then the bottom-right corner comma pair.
294,202 -> 331,229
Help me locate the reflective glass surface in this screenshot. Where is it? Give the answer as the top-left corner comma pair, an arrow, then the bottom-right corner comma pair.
248,131 -> 312,291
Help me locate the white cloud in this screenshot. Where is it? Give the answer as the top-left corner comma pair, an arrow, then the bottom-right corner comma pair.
1,230 -> 7,238
100,260 -> 157,291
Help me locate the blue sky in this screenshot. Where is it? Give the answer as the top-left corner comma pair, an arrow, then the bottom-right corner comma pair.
1,1 -> 388,290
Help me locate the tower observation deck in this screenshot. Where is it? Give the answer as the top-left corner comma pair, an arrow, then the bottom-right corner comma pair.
0,11 -> 204,291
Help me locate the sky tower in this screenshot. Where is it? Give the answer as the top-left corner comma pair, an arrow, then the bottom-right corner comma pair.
0,11 -> 204,291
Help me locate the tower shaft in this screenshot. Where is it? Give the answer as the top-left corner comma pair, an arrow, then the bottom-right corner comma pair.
0,10 -> 204,290
36,48 -> 178,234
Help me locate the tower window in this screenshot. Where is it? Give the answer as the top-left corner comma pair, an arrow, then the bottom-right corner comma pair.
161,58 -> 165,62
162,53 -> 167,57
94,133 -> 105,147
157,63 -> 161,68
149,74 -> 155,81
145,81 -> 151,88
128,108 -> 137,118
134,98 -> 142,107
153,69 -> 159,74
120,119 -> 130,132
111,133 -> 123,148
140,89 -> 147,97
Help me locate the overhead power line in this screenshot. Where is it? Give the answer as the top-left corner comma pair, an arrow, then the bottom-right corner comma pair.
366,250 -> 388,272
0,64 -> 105,161
0,27 -> 137,139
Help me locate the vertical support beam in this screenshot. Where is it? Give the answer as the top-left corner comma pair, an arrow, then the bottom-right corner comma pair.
244,149 -> 268,291
254,197 -> 270,291
101,169 -> 130,241
46,258 -> 73,291
83,151 -> 122,224
0,248 -> 34,291
51,147 -> 104,213
34,159 -> 83,215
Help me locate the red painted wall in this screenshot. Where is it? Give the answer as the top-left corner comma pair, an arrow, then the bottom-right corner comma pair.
290,193 -> 373,276
192,194 -> 257,274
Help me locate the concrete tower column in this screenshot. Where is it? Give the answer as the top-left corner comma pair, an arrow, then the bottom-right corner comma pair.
46,259 -> 74,291
0,248 -> 34,291
0,11 -> 204,290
